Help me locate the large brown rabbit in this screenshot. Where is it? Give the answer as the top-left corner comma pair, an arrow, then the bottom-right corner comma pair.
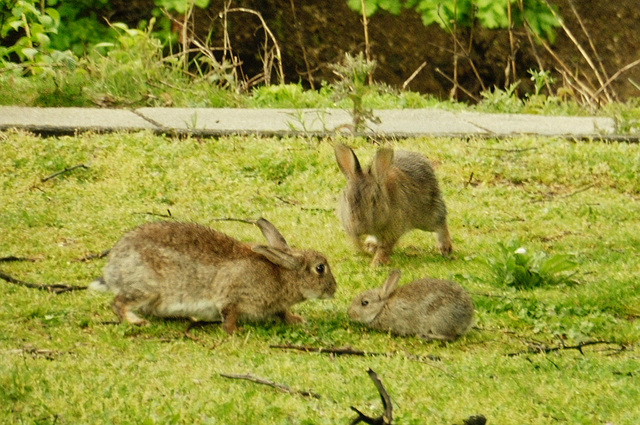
89,218 -> 337,333
334,144 -> 452,266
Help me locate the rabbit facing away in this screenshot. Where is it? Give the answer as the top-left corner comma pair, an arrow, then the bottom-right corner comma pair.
348,270 -> 474,341
90,218 -> 337,334
334,144 -> 452,266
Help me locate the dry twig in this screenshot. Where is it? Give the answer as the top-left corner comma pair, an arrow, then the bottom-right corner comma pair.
350,369 -> 393,425
531,184 -> 594,203
275,195 -> 332,212
5,344 -> 70,360
289,0 -> 315,88
270,344 -> 441,363
402,61 -> 427,91
541,0 -> 612,102
74,249 -> 111,262
0,270 -> 87,294
209,217 -> 257,225
435,68 -> 480,102
134,209 -> 173,218
507,339 -> 625,357
41,164 -> 89,183
0,256 -> 37,262
359,0 -> 373,85
220,373 -> 321,399
226,7 -> 285,86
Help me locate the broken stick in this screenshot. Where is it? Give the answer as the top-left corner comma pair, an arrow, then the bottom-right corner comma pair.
350,368 -> 393,425
0,270 -> 87,294
220,373 -> 321,399
41,164 -> 89,183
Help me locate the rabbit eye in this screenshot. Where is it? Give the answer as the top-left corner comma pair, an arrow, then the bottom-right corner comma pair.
315,263 -> 325,274
361,300 -> 369,307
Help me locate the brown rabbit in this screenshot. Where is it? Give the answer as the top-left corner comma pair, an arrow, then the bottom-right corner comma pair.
348,270 -> 473,341
89,218 -> 337,334
334,144 -> 452,266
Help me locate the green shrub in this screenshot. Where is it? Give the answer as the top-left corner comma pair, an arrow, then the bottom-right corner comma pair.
0,0 -> 77,72
348,0 -> 560,42
483,238 -> 578,289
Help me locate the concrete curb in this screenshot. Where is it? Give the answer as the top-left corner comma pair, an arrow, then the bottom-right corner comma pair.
0,106 -> 628,140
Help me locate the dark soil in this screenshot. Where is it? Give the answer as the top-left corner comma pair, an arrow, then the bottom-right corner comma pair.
124,1 -> 640,102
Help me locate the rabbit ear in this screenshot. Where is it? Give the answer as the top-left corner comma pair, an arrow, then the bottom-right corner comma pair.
255,218 -> 289,250
334,144 -> 362,179
381,269 -> 402,298
252,245 -> 302,270
372,148 -> 394,180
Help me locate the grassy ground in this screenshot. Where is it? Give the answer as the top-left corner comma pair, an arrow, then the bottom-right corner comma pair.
1,130 -> 639,424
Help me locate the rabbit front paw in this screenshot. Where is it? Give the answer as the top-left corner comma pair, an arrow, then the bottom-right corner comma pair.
437,226 -> 453,256
371,249 -> 391,267
277,311 -> 306,324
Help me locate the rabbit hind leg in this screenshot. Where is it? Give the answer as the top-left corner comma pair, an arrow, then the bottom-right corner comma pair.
112,293 -> 149,325
371,235 -> 399,266
420,331 -> 459,342
276,310 -> 305,324
372,246 -> 392,266
221,304 -> 242,334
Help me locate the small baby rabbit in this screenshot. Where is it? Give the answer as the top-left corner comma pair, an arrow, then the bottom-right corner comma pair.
348,270 -> 473,341
90,218 -> 337,333
334,144 -> 452,266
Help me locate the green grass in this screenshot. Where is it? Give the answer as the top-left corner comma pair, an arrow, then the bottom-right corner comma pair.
1,131 -> 639,424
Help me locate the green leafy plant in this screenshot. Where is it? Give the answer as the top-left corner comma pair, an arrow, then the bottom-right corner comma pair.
347,0 -> 560,42
48,0 -> 115,57
154,0 -> 210,14
483,239 -> 578,289
528,68 -> 555,96
329,52 -> 380,132
0,0 -> 77,73
478,82 -> 523,112
83,20 -> 182,105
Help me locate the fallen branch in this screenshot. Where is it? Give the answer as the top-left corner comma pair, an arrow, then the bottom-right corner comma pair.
74,249 -> 110,262
275,195 -> 333,213
272,344 -> 375,356
41,164 -> 89,183
507,339 -> 625,357
209,217 -> 257,225
220,373 -> 321,399
0,270 -> 87,294
532,184 -> 594,203
270,344 -> 449,377
134,210 -> 173,218
477,147 -> 539,154
5,344 -> 70,360
270,344 -> 440,362
0,256 -> 37,262
350,369 -> 393,425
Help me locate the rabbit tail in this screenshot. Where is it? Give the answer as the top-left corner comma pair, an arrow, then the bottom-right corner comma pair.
88,277 -> 110,292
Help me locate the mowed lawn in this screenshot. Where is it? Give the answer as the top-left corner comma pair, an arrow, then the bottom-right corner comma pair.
1,129 -> 639,424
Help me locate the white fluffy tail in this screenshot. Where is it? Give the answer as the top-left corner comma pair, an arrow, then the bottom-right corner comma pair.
88,277 -> 109,292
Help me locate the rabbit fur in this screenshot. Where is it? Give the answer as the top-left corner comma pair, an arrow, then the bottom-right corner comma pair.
348,270 -> 474,341
90,218 -> 337,333
334,143 -> 452,266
